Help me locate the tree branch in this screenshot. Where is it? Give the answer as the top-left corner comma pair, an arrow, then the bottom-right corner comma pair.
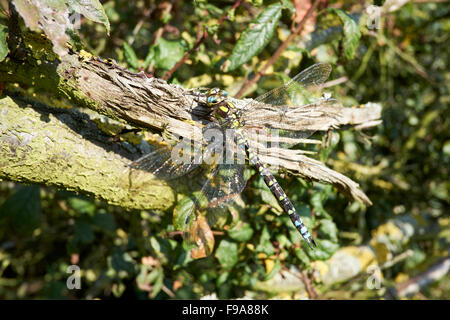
0,95 -> 175,211
0,31 -> 381,206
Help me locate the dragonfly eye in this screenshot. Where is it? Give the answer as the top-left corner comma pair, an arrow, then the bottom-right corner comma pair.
207,96 -> 217,105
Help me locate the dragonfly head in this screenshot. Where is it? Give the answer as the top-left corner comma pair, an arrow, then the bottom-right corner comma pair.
206,88 -> 228,107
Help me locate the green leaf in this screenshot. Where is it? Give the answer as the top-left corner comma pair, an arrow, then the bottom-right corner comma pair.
294,247 -> 311,265
328,8 -> 361,60
123,42 -> 139,69
111,281 -> 125,297
215,239 -> 238,269
146,268 -> 162,284
255,177 -> 282,212
73,220 -> 94,244
68,197 -> 96,215
318,219 -> 338,242
216,271 -> 229,286
256,226 -> 275,256
0,24 -> 8,62
151,271 -> 164,298
108,249 -> 135,277
405,247 -> 426,270
66,0 -> 110,34
147,38 -> 186,71
43,281 -> 67,299
0,186 -> 41,236
92,211 -> 116,231
142,48 -> 154,69
173,195 -> 195,231
308,239 -> 339,260
227,221 -> 254,242
225,2 -> 284,71
264,259 -> 282,281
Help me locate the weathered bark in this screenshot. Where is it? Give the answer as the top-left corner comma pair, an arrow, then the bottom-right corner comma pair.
0,95 -> 175,211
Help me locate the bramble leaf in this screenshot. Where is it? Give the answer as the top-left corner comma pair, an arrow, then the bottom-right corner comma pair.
225,2 -> 288,71
0,186 -> 41,236
0,24 -> 8,62
67,0 -> 110,35
328,8 -> 361,60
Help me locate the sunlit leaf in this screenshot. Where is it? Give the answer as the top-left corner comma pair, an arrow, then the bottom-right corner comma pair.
318,219 -> 338,242
328,8 -> 361,60
146,38 -> 186,71
308,239 -> 339,260
66,0 -> 110,34
225,2 -> 287,71
173,195 -> 195,231
227,221 -> 254,242
256,226 -> 275,256
215,239 -> 238,269
111,281 -> 125,297
216,271 -> 229,286
123,42 -> 139,69
151,271 -> 164,298
294,247 -> 311,264
264,259 -> 282,281
0,24 -> 8,62
68,197 -> 95,215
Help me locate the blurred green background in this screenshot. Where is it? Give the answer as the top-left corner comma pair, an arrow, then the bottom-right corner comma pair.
0,0 -> 448,299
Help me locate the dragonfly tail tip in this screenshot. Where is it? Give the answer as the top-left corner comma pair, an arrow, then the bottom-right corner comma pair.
306,238 -> 317,249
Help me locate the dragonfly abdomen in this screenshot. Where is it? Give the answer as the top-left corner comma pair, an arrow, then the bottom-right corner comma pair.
263,167 -> 316,249
236,132 -> 316,249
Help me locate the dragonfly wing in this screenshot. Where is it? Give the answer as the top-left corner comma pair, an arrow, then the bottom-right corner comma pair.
244,98 -> 342,134
181,162 -> 247,258
129,138 -> 200,180
243,63 -> 332,110
241,63 -> 337,138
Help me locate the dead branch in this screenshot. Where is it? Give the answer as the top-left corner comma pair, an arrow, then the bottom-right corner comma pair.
0,31 -> 381,206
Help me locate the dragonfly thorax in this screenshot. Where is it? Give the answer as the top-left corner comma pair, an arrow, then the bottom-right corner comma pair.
206,88 -> 242,129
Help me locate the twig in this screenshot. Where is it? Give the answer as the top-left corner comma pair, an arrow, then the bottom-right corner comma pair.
234,0 -> 322,98
299,270 -> 318,299
317,76 -> 348,89
129,7 -> 151,46
385,256 -> 450,299
380,249 -> 414,270
161,284 -> 176,298
283,266 -> 318,299
166,230 -> 225,237
162,0 -> 244,80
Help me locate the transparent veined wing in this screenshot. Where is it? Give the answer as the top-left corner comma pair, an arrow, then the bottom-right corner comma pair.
175,125 -> 248,258
242,62 -> 332,112
176,161 -> 247,258
241,63 -> 341,137
128,137 -> 201,180
244,98 -> 341,131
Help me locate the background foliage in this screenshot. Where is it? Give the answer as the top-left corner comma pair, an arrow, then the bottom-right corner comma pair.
0,0 -> 448,299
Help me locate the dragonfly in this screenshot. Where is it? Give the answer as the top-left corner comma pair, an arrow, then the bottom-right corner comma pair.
130,63 -> 339,256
